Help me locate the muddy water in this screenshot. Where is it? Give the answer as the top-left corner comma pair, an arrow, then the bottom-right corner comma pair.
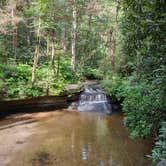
6,111 -> 152,166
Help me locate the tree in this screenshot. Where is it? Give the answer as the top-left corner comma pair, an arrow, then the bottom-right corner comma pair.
71,0 -> 77,71
31,2 -> 41,86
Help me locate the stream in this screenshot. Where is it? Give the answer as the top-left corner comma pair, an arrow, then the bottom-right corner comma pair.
0,84 -> 152,166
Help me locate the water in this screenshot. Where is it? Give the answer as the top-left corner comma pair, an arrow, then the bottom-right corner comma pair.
69,84 -> 112,114
7,111 -> 152,166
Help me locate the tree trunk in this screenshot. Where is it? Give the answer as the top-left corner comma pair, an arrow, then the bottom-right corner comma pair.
46,37 -> 49,95
11,8 -> 17,62
83,14 -> 91,59
32,36 -> 40,86
62,25 -> 67,51
51,41 -> 55,82
109,1 -> 120,73
32,18 -> 41,86
71,0 -> 77,71
57,49 -> 60,79
109,29 -> 115,72
115,0 -> 121,22
13,27 -> 17,62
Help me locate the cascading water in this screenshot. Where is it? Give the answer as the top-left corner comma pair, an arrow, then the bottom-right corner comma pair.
69,84 -> 112,114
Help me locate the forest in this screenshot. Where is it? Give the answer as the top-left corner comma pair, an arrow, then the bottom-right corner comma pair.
0,0 -> 165,165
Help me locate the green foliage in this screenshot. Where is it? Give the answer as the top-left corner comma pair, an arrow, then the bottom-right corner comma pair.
0,0 -> 116,99
119,0 -> 165,76
0,63 -> 44,98
122,80 -> 164,138
59,58 -> 79,83
49,80 -> 65,95
81,67 -> 103,80
102,74 -> 166,138
150,122 -> 166,163
102,75 -> 129,101
116,0 -> 166,139
0,57 -> 81,99
16,64 -> 32,81
25,85 -> 43,97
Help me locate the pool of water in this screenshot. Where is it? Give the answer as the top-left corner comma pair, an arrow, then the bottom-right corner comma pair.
7,111 -> 152,166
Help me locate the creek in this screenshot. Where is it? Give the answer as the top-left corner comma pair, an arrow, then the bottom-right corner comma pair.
0,84 -> 152,166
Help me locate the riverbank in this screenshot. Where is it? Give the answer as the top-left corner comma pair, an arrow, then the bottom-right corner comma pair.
0,81 -> 121,118
0,85 -> 81,117
0,95 -> 76,117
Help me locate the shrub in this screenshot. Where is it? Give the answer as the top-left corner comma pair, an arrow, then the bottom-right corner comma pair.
83,68 -> 103,80
123,80 -> 166,138
101,75 -> 129,101
150,122 -> 166,163
102,75 -> 165,138
25,85 -> 43,97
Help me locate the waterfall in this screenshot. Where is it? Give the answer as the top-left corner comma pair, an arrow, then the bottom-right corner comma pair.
69,84 -> 112,114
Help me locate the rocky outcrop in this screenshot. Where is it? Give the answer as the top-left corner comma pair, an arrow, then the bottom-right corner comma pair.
156,160 -> 166,166
0,93 -> 80,118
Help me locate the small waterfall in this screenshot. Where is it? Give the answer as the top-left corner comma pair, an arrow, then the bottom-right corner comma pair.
69,84 -> 112,114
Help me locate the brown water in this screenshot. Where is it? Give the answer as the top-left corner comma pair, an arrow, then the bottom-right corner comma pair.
6,111 -> 152,166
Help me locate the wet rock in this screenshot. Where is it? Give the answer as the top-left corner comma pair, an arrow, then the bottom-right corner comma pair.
70,84 -> 112,113
156,160 -> 166,166
64,84 -> 81,92
16,140 -> 24,144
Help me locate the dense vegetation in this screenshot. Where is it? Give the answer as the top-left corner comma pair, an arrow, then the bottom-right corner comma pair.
102,0 -> 166,163
0,0 -> 165,164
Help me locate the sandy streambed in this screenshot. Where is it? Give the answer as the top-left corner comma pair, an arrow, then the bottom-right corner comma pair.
0,120 -> 36,166
0,110 -> 71,166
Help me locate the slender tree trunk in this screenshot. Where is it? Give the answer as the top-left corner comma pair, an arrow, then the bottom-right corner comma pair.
83,14 -> 91,58
109,29 -> 115,72
116,0 -> 121,22
11,8 -> 17,62
71,0 -> 77,71
62,25 -> 67,51
32,36 -> 40,86
109,1 -> 120,73
46,37 -> 49,95
27,19 -> 31,45
13,27 -> 17,62
57,49 -> 60,79
51,40 -> 55,82
32,17 -> 40,86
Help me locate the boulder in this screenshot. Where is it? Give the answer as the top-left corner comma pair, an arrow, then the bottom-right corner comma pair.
156,160 -> 166,166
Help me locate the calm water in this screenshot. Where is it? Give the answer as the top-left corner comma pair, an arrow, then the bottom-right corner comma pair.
8,111 -> 152,166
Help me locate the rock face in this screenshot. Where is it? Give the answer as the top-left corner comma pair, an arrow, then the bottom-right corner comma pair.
156,160 -> 166,166
0,93 -> 80,118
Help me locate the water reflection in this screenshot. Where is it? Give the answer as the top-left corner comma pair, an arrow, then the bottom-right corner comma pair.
9,111 -> 152,166
82,146 -> 87,160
